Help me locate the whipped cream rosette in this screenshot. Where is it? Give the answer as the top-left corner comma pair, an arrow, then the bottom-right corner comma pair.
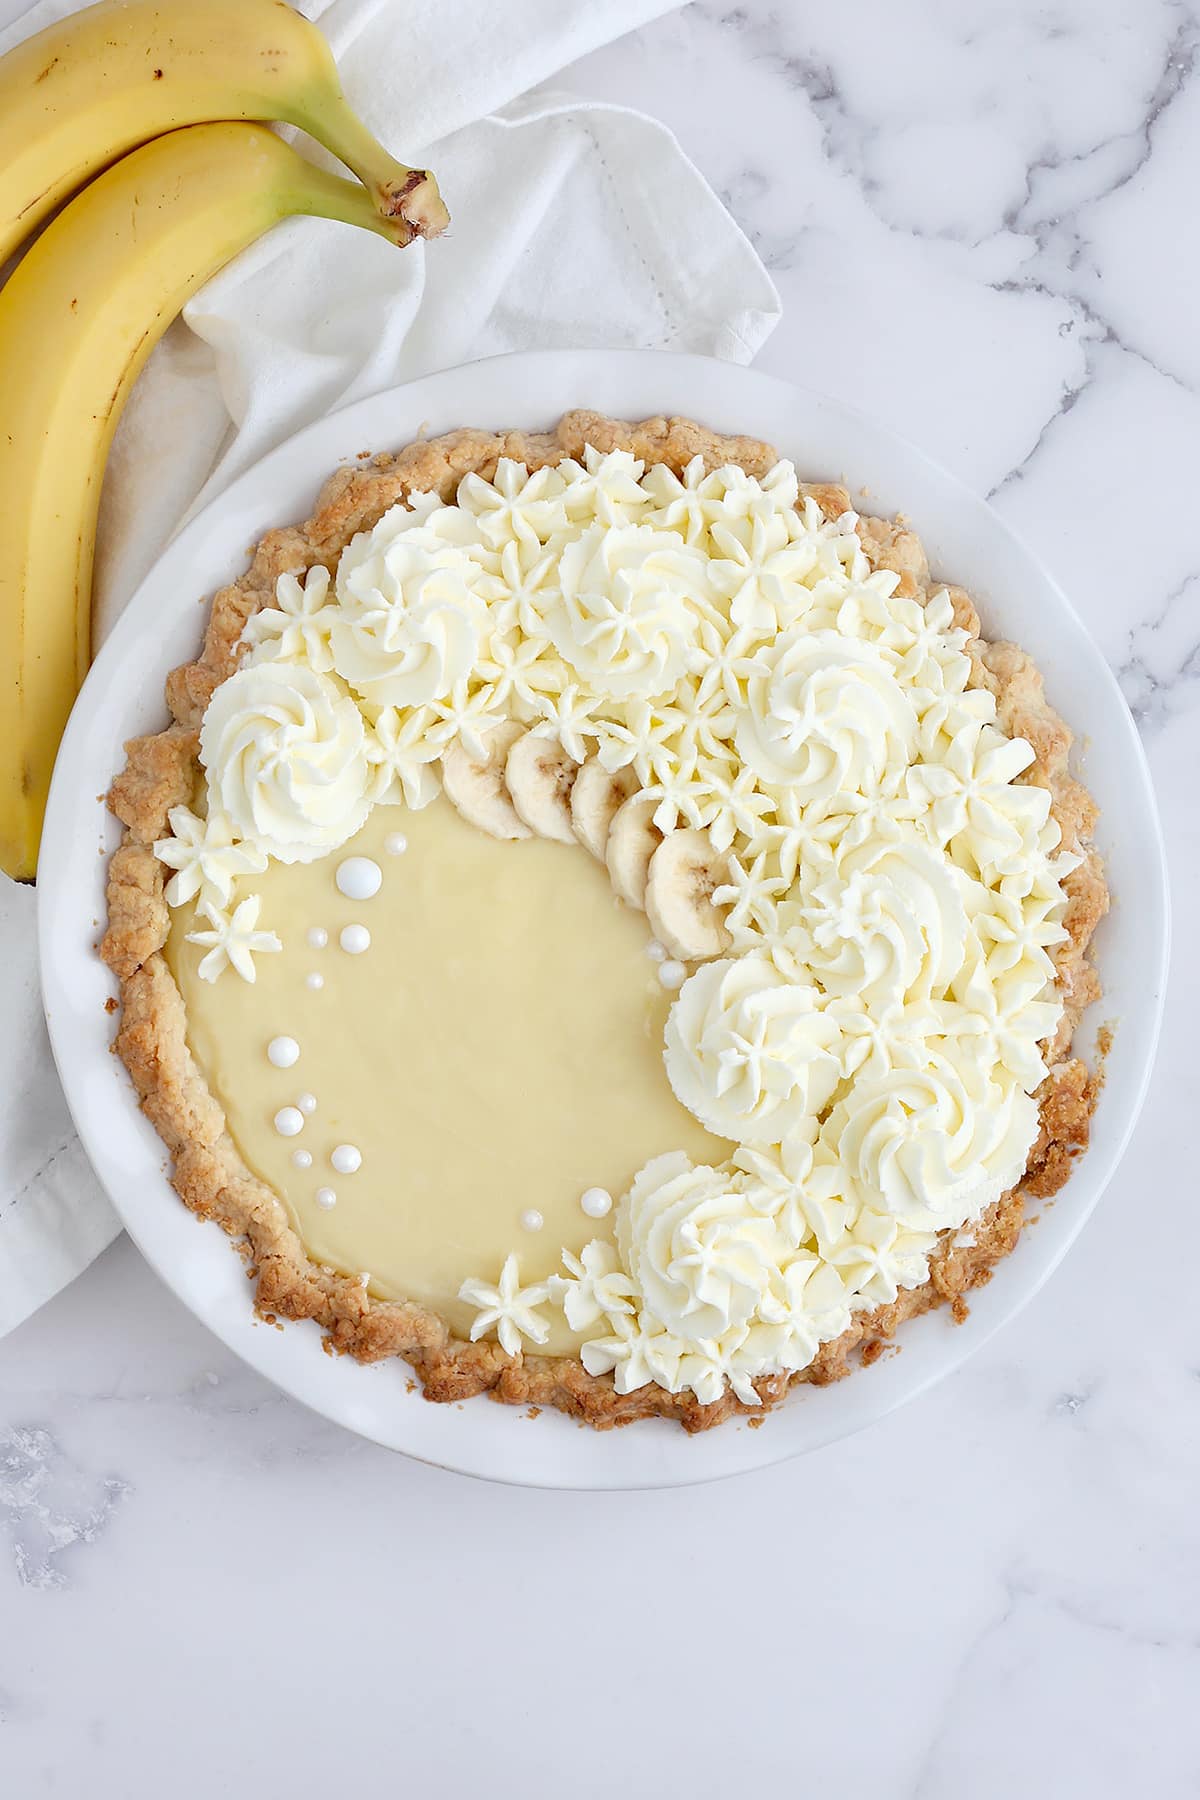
663,954 -> 842,1144
199,661 -> 372,865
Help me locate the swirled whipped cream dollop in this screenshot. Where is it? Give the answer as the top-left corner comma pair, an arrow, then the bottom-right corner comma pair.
545,525 -> 710,699
577,1151 -> 856,1406
331,508 -> 489,708
162,438 -> 1077,1408
199,662 -> 371,864
737,631 -> 919,799
663,953 -> 842,1144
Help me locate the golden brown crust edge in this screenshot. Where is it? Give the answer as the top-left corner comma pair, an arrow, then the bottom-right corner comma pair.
100,410 -> 1108,1434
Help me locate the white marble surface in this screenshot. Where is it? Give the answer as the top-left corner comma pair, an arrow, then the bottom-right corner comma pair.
2,1 -> 1198,1792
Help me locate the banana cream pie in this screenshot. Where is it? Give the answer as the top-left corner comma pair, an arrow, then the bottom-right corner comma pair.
101,411 -> 1107,1431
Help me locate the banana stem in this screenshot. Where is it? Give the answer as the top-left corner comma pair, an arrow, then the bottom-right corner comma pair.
294,162 -> 427,248
290,96 -> 450,240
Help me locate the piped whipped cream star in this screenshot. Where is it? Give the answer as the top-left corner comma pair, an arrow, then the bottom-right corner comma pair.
363,707 -> 442,810
478,540 -> 562,644
426,680 -> 509,764
771,1256 -> 855,1362
241,565 -> 338,671
525,678 -> 600,763
559,446 -> 652,527
639,454 -> 730,545
731,1137 -> 817,1249
579,1312 -> 694,1399
552,1241 -> 637,1333
153,806 -> 267,910
473,626 -> 562,724
709,510 -> 827,633
699,763 -> 778,853
455,458 -> 571,553
458,1254 -> 552,1357
185,895 -> 281,984
712,848 -> 795,952
908,716 -> 1050,880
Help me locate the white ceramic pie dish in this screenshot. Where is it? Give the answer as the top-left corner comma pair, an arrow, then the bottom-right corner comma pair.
38,349 -> 1168,1489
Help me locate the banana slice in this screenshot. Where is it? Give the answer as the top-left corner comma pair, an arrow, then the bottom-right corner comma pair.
605,794 -> 662,908
570,759 -> 638,860
645,829 -> 733,959
441,720 -> 531,840
504,731 -> 580,844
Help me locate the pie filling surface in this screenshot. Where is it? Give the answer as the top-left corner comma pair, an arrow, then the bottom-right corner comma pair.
102,411 -> 1106,1431
167,793 -> 725,1355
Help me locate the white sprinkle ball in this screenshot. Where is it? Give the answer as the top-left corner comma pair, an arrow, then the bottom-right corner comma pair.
340,924 -> 371,955
331,1144 -> 362,1175
384,832 -> 408,856
297,1092 -> 317,1115
305,972 -> 324,991
646,940 -> 668,963
291,1149 -> 312,1170
336,856 -> 382,901
267,1035 -> 299,1069
581,1186 -> 613,1219
273,1106 -> 304,1138
306,926 -> 328,950
520,1209 -> 544,1233
315,1187 -> 337,1211
657,959 -> 687,990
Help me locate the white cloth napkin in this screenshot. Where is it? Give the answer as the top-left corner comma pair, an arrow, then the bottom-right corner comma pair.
0,0 -> 779,1339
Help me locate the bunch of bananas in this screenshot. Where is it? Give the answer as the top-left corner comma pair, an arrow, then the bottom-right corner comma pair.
0,0 -> 448,881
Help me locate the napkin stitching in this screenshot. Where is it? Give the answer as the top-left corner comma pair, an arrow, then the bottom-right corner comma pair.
576,119 -> 676,344
2,1135 -> 78,1221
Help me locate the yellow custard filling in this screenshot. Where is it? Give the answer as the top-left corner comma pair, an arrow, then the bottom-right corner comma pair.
167,795 -> 727,1353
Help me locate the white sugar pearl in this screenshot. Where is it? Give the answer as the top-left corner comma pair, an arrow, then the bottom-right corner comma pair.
297,1092 -> 317,1115
520,1209 -> 544,1233
384,832 -> 408,856
336,856 -> 382,901
273,1106 -> 304,1138
646,940 -> 668,962
340,924 -> 371,955
581,1186 -> 613,1220
305,972 -> 324,991
291,1149 -> 312,1170
331,1144 -> 361,1175
657,959 -> 687,990
315,1187 -> 337,1211
306,926 -> 328,949
267,1035 -> 300,1069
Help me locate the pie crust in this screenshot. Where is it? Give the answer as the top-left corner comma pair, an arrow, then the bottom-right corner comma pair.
100,411 -> 1108,1432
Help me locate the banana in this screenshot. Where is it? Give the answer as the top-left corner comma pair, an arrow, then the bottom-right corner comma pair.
0,122 -> 424,882
569,759 -> 638,860
504,731 -> 579,843
0,0 -> 447,265
441,722 -> 532,841
605,795 -> 663,908
645,829 -> 732,960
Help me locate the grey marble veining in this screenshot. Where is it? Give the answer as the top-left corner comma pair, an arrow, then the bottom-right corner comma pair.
0,2 -> 1197,1795
0,1425 -> 130,1591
